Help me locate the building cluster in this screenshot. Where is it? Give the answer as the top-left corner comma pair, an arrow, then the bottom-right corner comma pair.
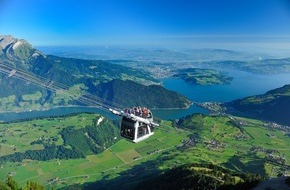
267,154 -> 286,165
195,102 -> 226,116
177,136 -> 199,149
265,122 -> 290,132
234,133 -> 248,141
147,149 -> 161,155
250,146 -> 286,166
204,139 -> 226,150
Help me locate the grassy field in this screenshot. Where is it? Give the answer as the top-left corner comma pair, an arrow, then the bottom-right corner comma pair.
0,117 -> 187,189
0,113 -> 290,189
0,113 -> 97,157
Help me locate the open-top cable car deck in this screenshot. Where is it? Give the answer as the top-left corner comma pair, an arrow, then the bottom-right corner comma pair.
110,107 -> 159,143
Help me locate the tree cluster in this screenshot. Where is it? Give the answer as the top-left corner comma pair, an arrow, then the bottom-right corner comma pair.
135,163 -> 266,190
0,176 -> 51,190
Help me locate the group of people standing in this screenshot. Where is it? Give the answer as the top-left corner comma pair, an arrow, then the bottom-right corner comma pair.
124,106 -> 151,118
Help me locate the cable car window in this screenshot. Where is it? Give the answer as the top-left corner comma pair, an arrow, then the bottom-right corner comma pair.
121,118 -> 135,140
137,122 -> 149,138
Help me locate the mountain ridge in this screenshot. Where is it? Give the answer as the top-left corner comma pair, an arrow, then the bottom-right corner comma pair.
0,35 -> 190,112
224,84 -> 290,125
94,79 -> 191,108
0,35 -> 45,65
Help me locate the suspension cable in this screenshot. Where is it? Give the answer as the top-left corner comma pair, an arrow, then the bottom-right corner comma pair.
0,62 -> 125,112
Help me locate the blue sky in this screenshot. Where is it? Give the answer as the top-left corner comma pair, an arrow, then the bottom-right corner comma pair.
1,0 -> 290,48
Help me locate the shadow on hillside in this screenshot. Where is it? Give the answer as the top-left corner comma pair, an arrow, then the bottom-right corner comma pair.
60,155 -> 267,190
223,156 -> 266,175
60,159 -> 161,190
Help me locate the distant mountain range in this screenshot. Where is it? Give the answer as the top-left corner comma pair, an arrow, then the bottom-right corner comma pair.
0,35 -> 190,112
203,58 -> 290,74
38,46 -> 290,77
224,84 -> 290,125
39,45 -> 278,63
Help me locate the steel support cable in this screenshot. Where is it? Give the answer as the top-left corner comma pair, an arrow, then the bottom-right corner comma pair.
0,63 -> 124,112
0,62 -> 123,109
0,63 -> 124,108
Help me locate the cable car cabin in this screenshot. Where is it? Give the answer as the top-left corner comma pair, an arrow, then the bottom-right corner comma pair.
120,116 -> 154,143
109,107 -> 158,143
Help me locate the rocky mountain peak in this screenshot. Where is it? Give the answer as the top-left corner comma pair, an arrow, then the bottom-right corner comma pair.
0,35 -> 17,49
0,34 -> 45,63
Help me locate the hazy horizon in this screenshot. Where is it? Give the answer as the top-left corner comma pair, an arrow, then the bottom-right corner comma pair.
1,0 -> 290,54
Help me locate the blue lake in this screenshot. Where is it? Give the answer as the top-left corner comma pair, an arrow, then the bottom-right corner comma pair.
152,70 -> 290,119
162,70 -> 290,102
1,70 -> 290,122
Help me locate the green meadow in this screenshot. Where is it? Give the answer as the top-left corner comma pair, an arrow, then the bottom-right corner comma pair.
0,113 -> 289,189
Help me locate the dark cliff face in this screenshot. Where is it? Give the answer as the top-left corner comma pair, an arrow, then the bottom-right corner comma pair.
225,85 -> 290,125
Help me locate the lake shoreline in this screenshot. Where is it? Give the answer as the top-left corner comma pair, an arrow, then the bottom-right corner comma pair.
0,105 -> 101,114
0,103 -> 193,115
1,71 -> 290,122
0,103 -> 195,122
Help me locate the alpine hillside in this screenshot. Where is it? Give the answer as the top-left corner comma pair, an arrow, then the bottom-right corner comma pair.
224,84 -> 290,125
0,35 -> 190,112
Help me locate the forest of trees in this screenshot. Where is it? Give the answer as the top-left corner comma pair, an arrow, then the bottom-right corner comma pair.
0,144 -> 84,162
0,176 -> 51,190
60,117 -> 120,155
94,79 -> 191,108
135,163 -> 267,190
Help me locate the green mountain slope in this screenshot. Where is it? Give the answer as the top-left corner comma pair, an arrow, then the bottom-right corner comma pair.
85,163 -> 264,190
94,79 -> 191,108
134,163 -> 264,190
0,35 -> 189,111
224,84 -> 290,125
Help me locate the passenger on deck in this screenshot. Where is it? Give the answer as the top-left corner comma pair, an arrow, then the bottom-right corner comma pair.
142,107 -> 148,118
136,107 -> 141,116
124,106 -> 152,118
